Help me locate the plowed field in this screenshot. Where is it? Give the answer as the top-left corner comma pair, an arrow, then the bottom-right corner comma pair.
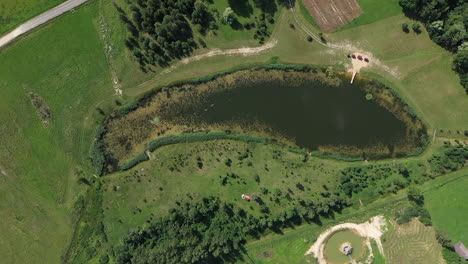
303,0 -> 362,32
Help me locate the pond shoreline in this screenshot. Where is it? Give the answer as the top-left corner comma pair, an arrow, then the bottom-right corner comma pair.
92,64 -> 428,174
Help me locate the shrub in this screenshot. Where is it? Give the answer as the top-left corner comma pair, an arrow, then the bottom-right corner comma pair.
412,23 -> 421,33
119,152 -> 149,171
435,230 -> 453,249
402,22 -> 409,32
307,35 -> 313,42
395,206 -> 419,224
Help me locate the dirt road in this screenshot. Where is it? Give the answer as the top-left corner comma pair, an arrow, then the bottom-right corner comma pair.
0,0 -> 89,49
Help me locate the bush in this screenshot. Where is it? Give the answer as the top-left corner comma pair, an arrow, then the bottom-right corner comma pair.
435,230 -> 453,249
117,101 -> 140,115
307,35 -> 313,42
395,206 -> 419,224
402,22 -> 409,32
119,152 -> 149,171
99,254 -> 109,264
412,23 -> 421,33
407,186 -> 424,205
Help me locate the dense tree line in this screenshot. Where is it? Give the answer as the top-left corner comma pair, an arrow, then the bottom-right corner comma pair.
114,192 -> 352,264
115,0 -> 207,70
114,197 -> 259,264
115,0 -> 288,70
428,143 -> 468,175
399,0 -> 468,92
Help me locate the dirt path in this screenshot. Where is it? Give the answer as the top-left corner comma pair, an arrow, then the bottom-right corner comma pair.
305,215 -> 386,264
0,0 -> 89,49
137,39 -> 278,88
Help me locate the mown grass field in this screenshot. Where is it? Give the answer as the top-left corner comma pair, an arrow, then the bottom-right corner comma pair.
425,175 -> 468,245
337,0 -> 402,31
383,218 -> 444,264
0,0 -> 65,34
0,2 -> 114,263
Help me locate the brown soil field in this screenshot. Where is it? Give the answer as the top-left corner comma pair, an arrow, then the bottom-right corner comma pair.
303,0 -> 362,32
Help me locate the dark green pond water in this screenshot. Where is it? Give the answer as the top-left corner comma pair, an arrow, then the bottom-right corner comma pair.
162,75 -> 408,150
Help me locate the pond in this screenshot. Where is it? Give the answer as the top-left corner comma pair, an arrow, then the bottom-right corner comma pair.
162,73 -> 406,150
103,67 -> 426,164
324,230 -> 366,264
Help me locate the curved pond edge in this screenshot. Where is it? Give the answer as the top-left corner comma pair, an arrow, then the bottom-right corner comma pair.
90,63 -> 429,175
322,229 -> 367,264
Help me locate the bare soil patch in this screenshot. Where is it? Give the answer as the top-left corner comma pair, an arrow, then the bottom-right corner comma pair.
303,0 -> 362,32
28,92 -> 52,127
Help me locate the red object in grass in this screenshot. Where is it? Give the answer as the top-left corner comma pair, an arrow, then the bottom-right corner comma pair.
241,194 -> 251,202
351,54 -> 356,59
364,58 -> 369,62
358,55 -> 363,60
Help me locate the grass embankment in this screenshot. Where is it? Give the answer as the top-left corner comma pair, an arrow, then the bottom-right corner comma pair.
0,0 -> 65,35
0,2 -> 114,263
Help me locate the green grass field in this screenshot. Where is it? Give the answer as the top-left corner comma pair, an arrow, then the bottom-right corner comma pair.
0,2 -> 115,263
0,0 -> 65,34
337,0 -> 402,31
425,175 -> 468,245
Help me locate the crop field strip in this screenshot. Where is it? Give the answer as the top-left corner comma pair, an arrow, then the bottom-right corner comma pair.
302,0 -> 362,32
384,219 -> 444,264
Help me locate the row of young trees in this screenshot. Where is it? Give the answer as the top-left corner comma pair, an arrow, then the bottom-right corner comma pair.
399,0 -> 468,92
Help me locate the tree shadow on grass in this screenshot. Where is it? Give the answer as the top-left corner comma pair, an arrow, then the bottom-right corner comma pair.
228,0 -> 254,17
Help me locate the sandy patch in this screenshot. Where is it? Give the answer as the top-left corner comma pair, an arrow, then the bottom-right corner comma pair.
305,215 -> 386,264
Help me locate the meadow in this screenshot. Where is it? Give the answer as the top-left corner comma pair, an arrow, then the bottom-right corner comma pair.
0,2 -> 115,263
0,0 -> 65,34
425,175 -> 468,245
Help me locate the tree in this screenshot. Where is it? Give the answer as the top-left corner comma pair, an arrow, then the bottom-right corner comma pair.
402,22 -> 409,32
435,229 -> 453,249
453,42 -> 468,74
412,22 -> 421,33
223,7 -> 237,25
407,186 -> 424,204
307,35 -> 313,42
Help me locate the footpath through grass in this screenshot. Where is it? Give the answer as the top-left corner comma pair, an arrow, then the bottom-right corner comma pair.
0,0 -> 66,35
0,2 -> 114,263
